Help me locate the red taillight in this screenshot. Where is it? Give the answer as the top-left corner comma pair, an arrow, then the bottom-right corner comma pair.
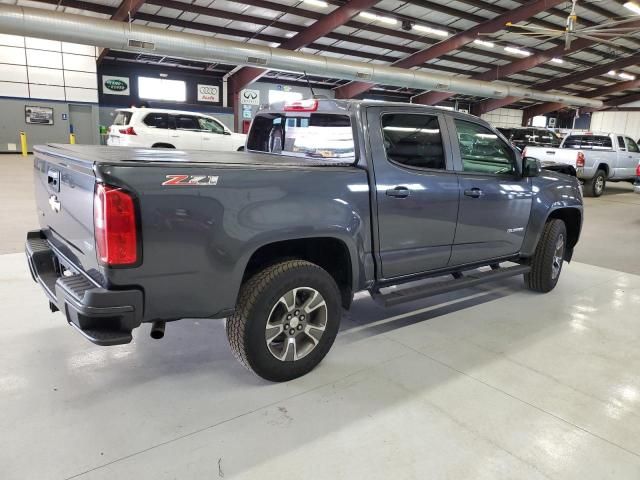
284,99 -> 318,112
576,151 -> 585,168
94,184 -> 138,266
118,126 -> 136,135
636,163 -> 640,177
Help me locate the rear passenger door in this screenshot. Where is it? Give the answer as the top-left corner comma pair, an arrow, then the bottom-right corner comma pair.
142,112 -> 169,146
367,108 -> 460,279
447,117 -> 533,266
169,114 -> 203,150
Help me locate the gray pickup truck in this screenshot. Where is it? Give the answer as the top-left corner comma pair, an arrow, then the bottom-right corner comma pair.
26,99 -> 583,381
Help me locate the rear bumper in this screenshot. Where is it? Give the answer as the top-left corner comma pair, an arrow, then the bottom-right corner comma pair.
25,230 -> 143,346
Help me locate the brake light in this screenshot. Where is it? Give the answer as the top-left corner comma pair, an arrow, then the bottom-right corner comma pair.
94,184 -> 138,266
284,99 -> 318,112
119,126 -> 136,135
636,163 -> 640,177
576,151 -> 585,168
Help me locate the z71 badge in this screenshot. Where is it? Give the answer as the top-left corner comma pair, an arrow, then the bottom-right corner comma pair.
162,175 -> 219,186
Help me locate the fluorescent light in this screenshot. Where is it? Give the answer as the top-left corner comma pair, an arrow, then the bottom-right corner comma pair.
608,70 -> 617,76
413,24 -> 449,37
504,46 -> 531,56
619,72 -> 636,80
624,2 -> 640,15
358,11 -> 398,25
551,57 -> 564,64
473,39 -> 494,48
302,0 -> 328,7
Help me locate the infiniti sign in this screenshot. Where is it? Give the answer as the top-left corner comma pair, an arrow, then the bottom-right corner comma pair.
197,84 -> 220,103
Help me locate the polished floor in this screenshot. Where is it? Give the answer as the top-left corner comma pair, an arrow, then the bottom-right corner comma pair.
2,154 -> 640,479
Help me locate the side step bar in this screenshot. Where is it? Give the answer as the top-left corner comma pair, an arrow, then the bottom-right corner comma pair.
371,264 -> 531,307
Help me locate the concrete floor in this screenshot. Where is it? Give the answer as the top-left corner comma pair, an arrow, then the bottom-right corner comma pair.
2,154 -> 640,479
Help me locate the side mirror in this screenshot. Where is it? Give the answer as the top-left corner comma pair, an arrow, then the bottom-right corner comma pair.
522,156 -> 542,177
223,130 -> 232,136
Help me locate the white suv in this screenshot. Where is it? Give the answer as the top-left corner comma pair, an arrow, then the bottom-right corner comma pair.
107,108 -> 246,151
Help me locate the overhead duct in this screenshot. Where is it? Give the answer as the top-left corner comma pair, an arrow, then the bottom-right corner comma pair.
0,5 -> 603,109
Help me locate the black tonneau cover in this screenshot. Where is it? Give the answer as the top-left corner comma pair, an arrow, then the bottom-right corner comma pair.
35,144 -> 354,168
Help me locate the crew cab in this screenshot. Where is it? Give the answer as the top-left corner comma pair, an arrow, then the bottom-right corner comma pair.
26,100 -> 583,382
524,132 -> 640,197
107,108 -> 246,152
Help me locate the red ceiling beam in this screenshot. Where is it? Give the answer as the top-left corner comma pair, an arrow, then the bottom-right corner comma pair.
414,37 -> 601,106
334,0 -> 566,99
473,54 -> 640,115
523,78 -> 640,122
228,0 -> 380,99
97,0 -> 147,63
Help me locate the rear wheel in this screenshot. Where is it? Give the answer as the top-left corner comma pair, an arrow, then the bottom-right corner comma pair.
525,219 -> 567,293
226,260 -> 341,382
584,170 -> 606,197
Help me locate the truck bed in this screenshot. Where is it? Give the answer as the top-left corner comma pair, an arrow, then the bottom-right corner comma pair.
37,144 -> 355,168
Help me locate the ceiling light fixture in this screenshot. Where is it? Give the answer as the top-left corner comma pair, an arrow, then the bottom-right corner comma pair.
619,72 -> 636,80
302,0 -> 328,7
473,39 -> 494,48
624,2 -> 640,15
608,70 -> 618,76
551,57 -> 564,63
504,46 -> 531,56
358,11 -> 398,25
413,24 -> 449,37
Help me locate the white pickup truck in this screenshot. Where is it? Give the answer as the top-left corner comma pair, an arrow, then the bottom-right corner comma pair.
524,133 -> 640,197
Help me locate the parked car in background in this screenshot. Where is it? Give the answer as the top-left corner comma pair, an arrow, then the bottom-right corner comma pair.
27,99 -> 583,381
524,132 -> 640,197
498,127 -> 561,151
107,108 -> 246,151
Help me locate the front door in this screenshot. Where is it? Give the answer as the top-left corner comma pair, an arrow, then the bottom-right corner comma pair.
368,108 -> 460,279
448,117 -> 533,266
68,104 -> 95,144
622,137 -> 640,178
170,114 -> 203,150
199,116 -> 234,150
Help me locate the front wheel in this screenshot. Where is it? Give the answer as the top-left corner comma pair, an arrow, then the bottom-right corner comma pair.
524,219 -> 567,293
226,260 -> 341,382
584,170 -> 606,197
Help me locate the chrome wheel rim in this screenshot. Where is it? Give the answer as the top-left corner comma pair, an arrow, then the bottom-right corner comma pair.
595,176 -> 604,194
552,233 -> 565,280
265,287 -> 328,362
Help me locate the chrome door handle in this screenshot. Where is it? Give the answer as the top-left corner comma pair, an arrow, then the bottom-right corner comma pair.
385,186 -> 411,198
464,188 -> 484,198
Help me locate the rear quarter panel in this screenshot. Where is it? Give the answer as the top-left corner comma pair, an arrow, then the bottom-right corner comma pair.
96,163 -> 372,322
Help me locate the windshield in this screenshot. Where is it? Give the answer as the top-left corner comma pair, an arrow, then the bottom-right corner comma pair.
247,113 -> 355,162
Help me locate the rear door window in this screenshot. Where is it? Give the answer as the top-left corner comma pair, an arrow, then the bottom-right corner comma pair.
380,113 -> 446,170
113,111 -> 132,126
563,135 -> 613,150
173,115 -> 200,130
143,113 -> 169,129
618,136 -> 627,150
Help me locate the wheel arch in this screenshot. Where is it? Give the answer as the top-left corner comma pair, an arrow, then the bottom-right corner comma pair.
521,206 -> 582,260
241,237 -> 356,309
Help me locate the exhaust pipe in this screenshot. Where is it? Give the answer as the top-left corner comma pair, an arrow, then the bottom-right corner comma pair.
150,321 -> 166,340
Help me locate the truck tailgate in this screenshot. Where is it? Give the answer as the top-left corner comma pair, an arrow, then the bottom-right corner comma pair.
525,146 -> 579,167
33,146 -> 100,276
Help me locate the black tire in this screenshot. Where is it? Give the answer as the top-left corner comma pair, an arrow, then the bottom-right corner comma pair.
584,169 -> 606,197
525,219 -> 567,293
226,260 -> 341,382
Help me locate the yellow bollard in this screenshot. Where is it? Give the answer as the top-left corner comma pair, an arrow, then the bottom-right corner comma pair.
69,133 -> 76,145
20,131 -> 28,156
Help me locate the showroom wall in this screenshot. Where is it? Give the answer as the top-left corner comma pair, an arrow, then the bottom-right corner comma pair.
590,111 -> 640,139
479,108 -> 524,128
0,33 -> 100,152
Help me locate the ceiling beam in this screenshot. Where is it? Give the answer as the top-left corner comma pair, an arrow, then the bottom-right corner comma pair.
334,0 -> 566,99
227,0 -> 380,99
474,55 -> 640,115
523,79 -> 640,121
97,0 -> 147,63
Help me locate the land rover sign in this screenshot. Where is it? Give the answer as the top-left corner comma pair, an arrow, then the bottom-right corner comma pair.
102,75 -> 130,96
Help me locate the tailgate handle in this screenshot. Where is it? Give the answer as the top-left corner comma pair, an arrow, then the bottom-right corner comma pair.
47,169 -> 60,192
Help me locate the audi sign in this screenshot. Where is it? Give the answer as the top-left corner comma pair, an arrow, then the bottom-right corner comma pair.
197,84 -> 220,103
